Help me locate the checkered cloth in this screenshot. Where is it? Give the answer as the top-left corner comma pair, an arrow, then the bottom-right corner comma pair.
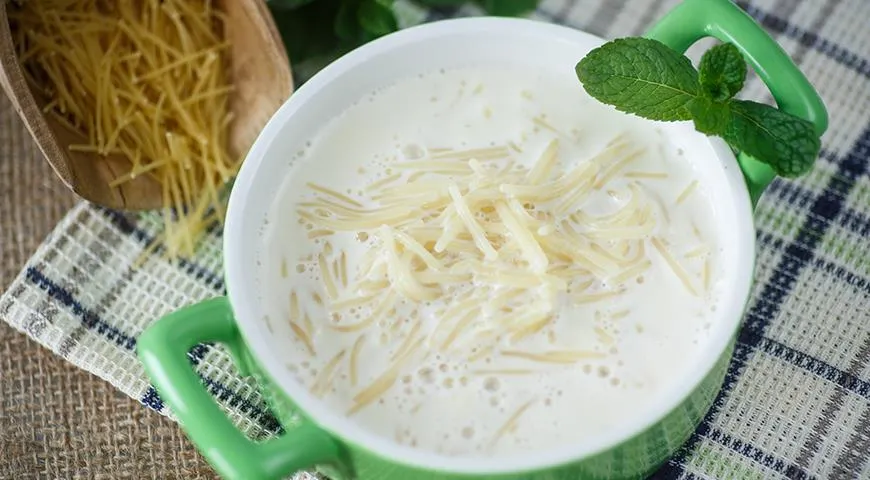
2,0 -> 868,478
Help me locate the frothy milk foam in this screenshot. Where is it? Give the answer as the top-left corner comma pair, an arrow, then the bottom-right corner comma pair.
259,65 -> 723,457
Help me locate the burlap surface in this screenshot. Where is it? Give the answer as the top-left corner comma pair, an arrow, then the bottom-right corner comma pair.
0,94 -> 217,479
2,1 -> 870,479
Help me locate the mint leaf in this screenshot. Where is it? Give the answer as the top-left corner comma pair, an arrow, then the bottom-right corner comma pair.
687,97 -> 730,135
698,43 -> 746,102
576,38 -> 700,121
724,100 -> 820,177
358,0 -> 398,36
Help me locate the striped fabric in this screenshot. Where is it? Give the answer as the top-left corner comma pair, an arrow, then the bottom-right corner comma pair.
1,0 -> 868,478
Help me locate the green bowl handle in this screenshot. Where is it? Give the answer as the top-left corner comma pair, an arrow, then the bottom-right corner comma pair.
645,0 -> 828,206
137,297 -> 341,480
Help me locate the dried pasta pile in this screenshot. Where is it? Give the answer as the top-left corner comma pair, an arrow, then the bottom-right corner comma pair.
10,0 -> 235,257
292,137 -> 711,414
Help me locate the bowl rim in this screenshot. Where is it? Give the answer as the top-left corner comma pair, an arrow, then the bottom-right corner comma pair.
224,16 -> 756,474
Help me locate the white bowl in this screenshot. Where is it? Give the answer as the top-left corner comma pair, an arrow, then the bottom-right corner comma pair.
224,17 -> 755,476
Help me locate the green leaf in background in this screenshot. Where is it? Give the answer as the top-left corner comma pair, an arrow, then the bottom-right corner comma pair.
335,1 -> 361,41
698,43 -> 747,102
270,0 -> 344,66
412,0 -> 467,6
687,97 -> 730,135
358,0 -> 398,36
476,0 -> 538,16
266,0 -> 544,83
575,38 -> 700,122
268,0 -> 320,9
724,100 -> 820,177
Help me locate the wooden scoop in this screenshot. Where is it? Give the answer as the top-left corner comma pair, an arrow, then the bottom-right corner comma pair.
0,0 -> 294,210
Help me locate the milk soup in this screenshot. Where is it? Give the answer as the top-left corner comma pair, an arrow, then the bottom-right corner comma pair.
259,65 -> 723,457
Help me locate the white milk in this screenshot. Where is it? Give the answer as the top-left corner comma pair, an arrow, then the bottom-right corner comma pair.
260,65 -> 723,458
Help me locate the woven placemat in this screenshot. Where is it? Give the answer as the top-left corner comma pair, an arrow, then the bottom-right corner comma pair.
2,0 -> 869,479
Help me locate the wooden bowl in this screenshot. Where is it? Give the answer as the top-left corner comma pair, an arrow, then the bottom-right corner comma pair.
0,0 -> 294,210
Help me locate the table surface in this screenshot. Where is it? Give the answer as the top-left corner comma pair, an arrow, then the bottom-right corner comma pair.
0,93 -> 218,478
3,1 -> 869,478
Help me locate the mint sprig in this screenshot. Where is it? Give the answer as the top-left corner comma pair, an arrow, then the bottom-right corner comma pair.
687,97 -> 730,135
576,38 -> 821,178
698,43 -> 746,102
